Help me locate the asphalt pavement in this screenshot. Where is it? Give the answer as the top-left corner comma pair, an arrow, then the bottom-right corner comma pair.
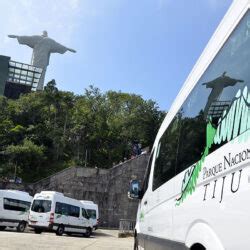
0,229 -> 133,250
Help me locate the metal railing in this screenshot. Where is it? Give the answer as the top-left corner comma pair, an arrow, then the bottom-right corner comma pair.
119,219 -> 136,236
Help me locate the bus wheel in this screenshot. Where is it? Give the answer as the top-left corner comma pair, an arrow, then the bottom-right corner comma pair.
56,225 -> 64,236
17,221 -> 26,232
84,227 -> 92,238
191,243 -> 206,250
0,226 -> 6,231
34,228 -> 42,234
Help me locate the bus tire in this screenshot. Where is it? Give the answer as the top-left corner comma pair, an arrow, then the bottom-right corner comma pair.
56,225 -> 64,236
17,221 -> 26,232
34,228 -> 42,234
191,243 -> 206,250
0,226 -> 6,231
84,227 -> 92,238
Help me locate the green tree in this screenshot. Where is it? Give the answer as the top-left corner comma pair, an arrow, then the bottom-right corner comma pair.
4,139 -> 46,182
0,81 -> 165,180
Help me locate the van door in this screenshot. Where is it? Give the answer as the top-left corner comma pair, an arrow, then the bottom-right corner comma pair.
85,208 -> 95,227
146,178 -> 175,239
67,205 -> 81,233
80,208 -> 89,232
54,202 -> 69,230
145,116 -> 180,243
136,149 -> 155,238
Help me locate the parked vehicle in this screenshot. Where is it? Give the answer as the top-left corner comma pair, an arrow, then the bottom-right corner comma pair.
28,191 -> 93,237
80,200 -> 99,230
0,190 -> 32,232
129,0 -> 250,249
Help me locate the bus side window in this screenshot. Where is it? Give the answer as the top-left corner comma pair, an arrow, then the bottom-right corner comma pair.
175,11 -> 250,174
141,149 -> 154,195
152,117 -> 180,191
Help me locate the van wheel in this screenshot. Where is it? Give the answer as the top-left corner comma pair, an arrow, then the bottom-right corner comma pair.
34,228 -> 42,234
191,243 -> 206,250
0,226 -> 6,231
56,225 -> 64,236
84,227 -> 92,238
17,221 -> 26,232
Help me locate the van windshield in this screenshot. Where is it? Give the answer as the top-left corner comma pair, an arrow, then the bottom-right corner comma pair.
31,199 -> 51,213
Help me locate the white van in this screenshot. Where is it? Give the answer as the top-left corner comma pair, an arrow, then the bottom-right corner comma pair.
28,191 -> 93,236
129,0 -> 250,249
0,190 -> 32,232
80,200 -> 99,230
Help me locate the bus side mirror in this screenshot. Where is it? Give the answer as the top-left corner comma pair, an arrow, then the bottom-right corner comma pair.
128,180 -> 141,200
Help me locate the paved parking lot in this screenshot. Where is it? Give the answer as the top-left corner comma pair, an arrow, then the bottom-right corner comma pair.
0,229 -> 133,250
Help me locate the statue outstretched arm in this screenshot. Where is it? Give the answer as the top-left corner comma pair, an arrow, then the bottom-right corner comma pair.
50,40 -> 76,54
67,48 -> 76,53
8,35 -> 41,49
8,35 -> 18,39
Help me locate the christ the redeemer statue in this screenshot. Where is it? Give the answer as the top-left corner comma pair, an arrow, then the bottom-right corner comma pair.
202,72 -> 244,118
8,31 -> 76,90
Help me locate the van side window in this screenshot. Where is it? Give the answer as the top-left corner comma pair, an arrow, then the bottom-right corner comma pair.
175,11 -> 250,175
69,205 -> 80,218
55,202 -> 79,217
141,149 -> 154,195
153,117 -> 180,191
55,202 -> 68,215
61,203 -> 69,216
4,198 -> 30,212
82,208 -> 88,218
86,209 -> 96,219
176,110 -> 206,174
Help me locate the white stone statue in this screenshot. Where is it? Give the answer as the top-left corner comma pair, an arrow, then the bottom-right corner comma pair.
8,31 -> 76,90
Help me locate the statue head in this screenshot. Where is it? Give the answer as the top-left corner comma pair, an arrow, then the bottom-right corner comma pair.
42,30 -> 48,37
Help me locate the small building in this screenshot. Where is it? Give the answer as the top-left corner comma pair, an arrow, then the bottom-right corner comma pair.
0,55 -> 43,99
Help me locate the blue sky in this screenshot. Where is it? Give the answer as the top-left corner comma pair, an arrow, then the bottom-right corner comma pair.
0,0 -> 232,110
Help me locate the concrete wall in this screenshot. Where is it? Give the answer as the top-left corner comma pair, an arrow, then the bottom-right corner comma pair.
26,153 -> 149,228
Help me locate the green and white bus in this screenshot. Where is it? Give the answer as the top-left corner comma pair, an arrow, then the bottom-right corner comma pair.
129,0 -> 250,249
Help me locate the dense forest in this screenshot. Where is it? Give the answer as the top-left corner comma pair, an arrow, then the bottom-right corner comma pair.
0,80 -> 165,182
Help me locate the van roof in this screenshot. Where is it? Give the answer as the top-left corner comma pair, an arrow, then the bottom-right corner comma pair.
0,189 -> 30,195
80,201 -> 98,210
34,191 -> 90,207
80,200 -> 94,204
0,189 -> 33,200
40,191 -> 64,196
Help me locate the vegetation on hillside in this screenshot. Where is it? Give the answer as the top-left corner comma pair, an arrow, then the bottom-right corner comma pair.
0,80 -> 165,182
